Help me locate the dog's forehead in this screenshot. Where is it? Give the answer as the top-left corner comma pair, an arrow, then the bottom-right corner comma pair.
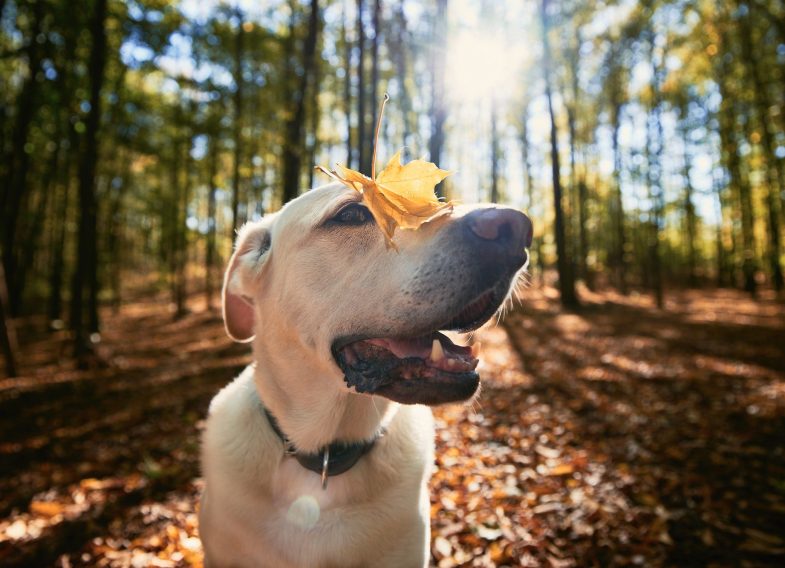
278,183 -> 358,228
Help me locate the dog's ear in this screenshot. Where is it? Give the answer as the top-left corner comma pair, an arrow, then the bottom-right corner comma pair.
222,221 -> 273,342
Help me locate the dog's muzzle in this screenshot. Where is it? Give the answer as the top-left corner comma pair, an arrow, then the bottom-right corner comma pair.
333,207 -> 531,406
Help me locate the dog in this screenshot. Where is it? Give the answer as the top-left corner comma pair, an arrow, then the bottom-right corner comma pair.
199,182 -> 531,567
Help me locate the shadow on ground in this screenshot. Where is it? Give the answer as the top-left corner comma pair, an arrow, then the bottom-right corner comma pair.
1,287 -> 784,567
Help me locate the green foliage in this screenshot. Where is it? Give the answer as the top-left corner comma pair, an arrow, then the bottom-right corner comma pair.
0,0 -> 783,335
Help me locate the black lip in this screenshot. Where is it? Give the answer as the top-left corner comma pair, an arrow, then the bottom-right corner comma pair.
334,345 -> 480,405
373,369 -> 480,405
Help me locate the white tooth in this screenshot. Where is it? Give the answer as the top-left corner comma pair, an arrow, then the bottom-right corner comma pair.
430,339 -> 445,362
447,359 -> 456,368
470,342 -> 483,358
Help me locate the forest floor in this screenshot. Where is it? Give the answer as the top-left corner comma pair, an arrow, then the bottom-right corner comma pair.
1,285 -> 784,567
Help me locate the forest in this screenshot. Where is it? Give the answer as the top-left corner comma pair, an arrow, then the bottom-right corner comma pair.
1,0 -> 785,566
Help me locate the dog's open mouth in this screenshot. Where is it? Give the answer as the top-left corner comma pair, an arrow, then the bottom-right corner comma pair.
333,285 -> 507,405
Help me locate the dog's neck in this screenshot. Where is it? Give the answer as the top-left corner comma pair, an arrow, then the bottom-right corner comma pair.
252,342 -> 396,454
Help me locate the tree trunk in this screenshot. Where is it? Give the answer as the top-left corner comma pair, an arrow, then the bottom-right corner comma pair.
168,105 -> 183,317
48,172 -> 71,324
175,111 -> 193,319
2,0 -> 44,315
610,100 -> 627,294
0,263 -> 18,377
429,0 -> 448,197
47,10 -> 79,325
206,137 -> 219,310
342,3 -> 354,169
490,98 -> 500,203
565,43 -> 590,290
282,0 -> 320,203
107,150 -> 128,312
230,7 -> 245,241
718,23 -> 757,295
738,1 -> 784,292
394,1 -> 413,151
712,167 -> 729,287
520,99 -> 544,284
679,105 -> 698,287
541,0 -> 578,308
307,17 -> 322,191
72,0 -> 108,365
356,0 -> 367,172
647,31 -> 665,309
577,176 -> 591,290
364,0 -> 380,175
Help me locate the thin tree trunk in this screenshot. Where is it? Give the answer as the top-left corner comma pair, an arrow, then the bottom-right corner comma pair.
541,0 -> 578,308
48,173 -> 71,324
394,1 -> 413,151
739,0 -> 784,292
282,0 -> 320,203
364,0 -> 380,175
712,167 -> 728,287
577,176 -> 591,290
429,0 -> 448,197
169,106 -> 183,316
2,1 -> 44,314
47,11 -> 79,325
342,2 -> 354,169
490,98 -> 499,203
307,20 -> 322,190
356,0 -> 367,172
72,0 -> 108,365
647,31 -> 665,309
520,99 -> 544,284
175,111 -> 193,319
14,179 -> 51,305
0,263 -> 18,377
107,151 -> 128,312
230,7 -> 245,240
49,121 -> 80,325
718,23 -> 757,295
610,100 -> 627,294
679,106 -> 698,287
565,32 -> 588,288
206,137 -> 219,310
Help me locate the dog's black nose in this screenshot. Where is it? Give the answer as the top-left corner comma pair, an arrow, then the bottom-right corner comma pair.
465,207 -> 532,253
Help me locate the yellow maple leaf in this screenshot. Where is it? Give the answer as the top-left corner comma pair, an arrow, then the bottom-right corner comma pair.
316,95 -> 452,248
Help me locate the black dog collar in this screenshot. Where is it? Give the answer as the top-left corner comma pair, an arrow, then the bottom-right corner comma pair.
260,402 -> 383,489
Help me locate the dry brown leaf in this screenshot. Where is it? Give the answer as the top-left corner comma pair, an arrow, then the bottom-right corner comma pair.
317,95 -> 452,248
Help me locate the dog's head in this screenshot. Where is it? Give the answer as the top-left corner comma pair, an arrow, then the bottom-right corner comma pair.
223,183 -> 531,406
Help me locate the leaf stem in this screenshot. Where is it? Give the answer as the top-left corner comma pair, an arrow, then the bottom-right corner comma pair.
371,93 -> 390,179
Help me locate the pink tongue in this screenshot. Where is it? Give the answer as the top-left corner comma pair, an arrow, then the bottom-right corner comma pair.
366,333 -> 474,360
360,333 -> 478,373
366,335 -> 435,359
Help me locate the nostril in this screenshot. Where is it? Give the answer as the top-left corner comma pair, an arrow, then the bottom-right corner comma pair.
465,208 -> 532,256
468,209 -> 506,241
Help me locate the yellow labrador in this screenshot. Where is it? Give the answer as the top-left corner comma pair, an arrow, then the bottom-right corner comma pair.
199,182 -> 531,567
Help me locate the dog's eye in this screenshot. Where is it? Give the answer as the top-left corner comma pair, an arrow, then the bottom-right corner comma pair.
332,203 -> 373,225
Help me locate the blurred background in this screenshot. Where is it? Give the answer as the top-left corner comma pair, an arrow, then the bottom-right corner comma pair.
1,0 -> 785,566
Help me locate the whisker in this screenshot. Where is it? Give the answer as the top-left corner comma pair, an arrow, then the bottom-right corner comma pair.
371,397 -> 383,422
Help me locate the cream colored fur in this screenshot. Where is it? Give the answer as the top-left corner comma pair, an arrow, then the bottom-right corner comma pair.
200,184 -> 449,567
